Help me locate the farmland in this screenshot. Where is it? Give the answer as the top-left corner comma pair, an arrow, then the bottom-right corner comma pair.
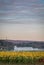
0,51 -> 44,57
0,63 -> 44,65
0,51 -> 44,65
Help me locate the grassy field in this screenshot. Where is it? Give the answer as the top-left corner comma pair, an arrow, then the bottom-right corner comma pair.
0,63 -> 44,65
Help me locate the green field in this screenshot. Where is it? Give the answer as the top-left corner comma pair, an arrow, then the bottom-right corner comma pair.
0,63 -> 44,65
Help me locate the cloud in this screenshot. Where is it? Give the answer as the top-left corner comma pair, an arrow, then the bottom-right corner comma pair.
0,0 -> 44,24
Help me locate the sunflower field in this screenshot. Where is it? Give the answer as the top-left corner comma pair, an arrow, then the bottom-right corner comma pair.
0,51 -> 44,64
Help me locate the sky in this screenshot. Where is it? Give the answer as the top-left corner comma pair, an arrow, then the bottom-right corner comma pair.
0,0 -> 44,41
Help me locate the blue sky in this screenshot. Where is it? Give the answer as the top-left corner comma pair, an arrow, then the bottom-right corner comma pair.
0,0 -> 44,41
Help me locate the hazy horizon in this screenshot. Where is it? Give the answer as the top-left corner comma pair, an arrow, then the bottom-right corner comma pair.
0,0 -> 44,41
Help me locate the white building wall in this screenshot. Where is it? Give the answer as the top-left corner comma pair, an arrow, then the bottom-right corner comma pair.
14,46 -> 39,51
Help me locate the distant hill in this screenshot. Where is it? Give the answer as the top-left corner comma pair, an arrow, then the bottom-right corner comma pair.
0,40 -> 44,49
